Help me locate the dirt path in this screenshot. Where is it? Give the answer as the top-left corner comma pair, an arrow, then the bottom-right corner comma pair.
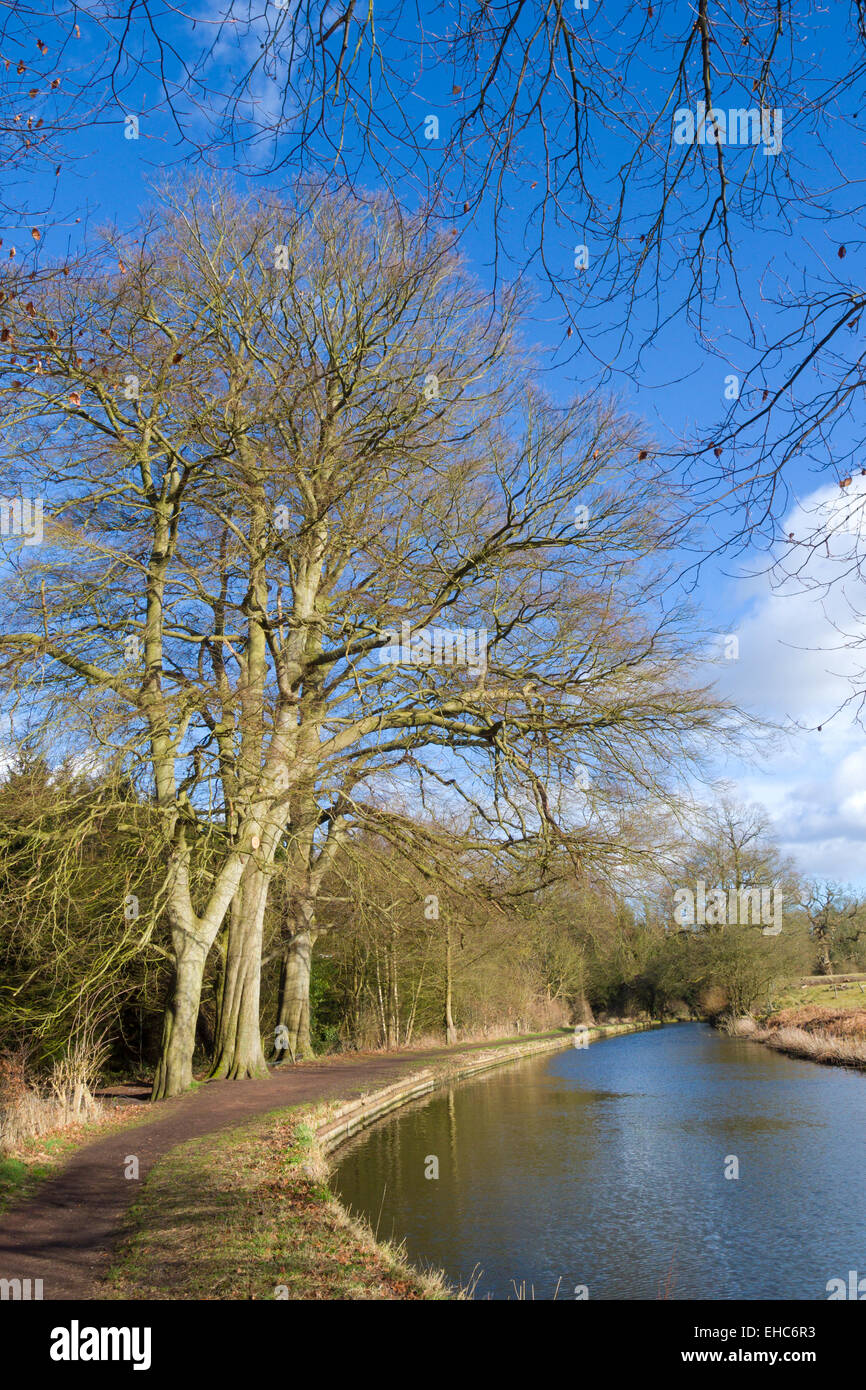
0,1036 -> 553,1300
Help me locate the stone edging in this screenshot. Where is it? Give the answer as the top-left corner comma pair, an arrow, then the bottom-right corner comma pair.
316,1021 -> 658,1156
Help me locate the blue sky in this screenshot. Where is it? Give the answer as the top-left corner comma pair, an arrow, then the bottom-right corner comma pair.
8,1 -> 866,886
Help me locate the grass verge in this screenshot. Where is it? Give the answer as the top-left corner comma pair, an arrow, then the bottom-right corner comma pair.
105,1105 -> 450,1301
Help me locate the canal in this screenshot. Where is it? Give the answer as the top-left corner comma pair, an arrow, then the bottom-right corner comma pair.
332,1022 -> 866,1299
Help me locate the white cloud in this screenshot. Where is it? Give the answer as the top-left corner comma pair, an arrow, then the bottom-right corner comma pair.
704,478 -> 866,886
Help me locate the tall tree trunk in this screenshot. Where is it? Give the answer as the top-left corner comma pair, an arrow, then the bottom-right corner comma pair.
152,931 -> 208,1100
387,928 -> 400,1048
210,864 -> 269,1080
272,788 -> 349,1060
818,929 -> 833,975
276,907 -> 319,1060
444,919 -> 456,1045
150,825 -> 252,1099
374,945 -> 387,1045
349,945 -> 366,1046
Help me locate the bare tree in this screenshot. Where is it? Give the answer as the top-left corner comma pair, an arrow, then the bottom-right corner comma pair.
797,880 -> 865,975
0,175 -> 738,1092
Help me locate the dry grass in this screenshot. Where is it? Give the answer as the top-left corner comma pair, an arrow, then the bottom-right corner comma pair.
763,1005 -> 866,1040
725,1016 -> 758,1037
761,1027 -> 866,1067
0,1042 -> 108,1154
728,1009 -> 866,1069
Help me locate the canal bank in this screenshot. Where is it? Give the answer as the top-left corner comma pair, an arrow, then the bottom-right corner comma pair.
104,1020 -> 660,1300
316,1019 -> 660,1155
727,1011 -> 866,1070
724,975 -> 866,1071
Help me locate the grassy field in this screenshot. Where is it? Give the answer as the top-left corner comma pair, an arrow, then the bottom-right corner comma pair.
769,978 -> 866,1015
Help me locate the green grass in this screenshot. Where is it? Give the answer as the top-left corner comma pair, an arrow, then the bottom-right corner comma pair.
0,1126 -> 112,1216
0,1152 -> 57,1215
770,980 -> 866,1014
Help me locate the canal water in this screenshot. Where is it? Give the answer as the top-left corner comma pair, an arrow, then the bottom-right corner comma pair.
331,1022 -> 866,1299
